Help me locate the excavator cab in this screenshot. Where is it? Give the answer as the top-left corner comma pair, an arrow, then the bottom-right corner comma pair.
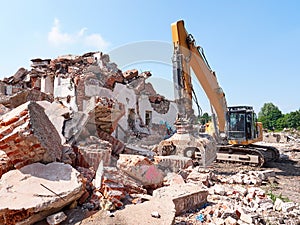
227,106 -> 259,144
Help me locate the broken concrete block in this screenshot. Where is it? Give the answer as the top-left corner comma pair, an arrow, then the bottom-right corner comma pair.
123,69 -> 138,80
8,89 -> 53,109
38,100 -> 71,144
225,216 -> 237,225
93,165 -> 147,209
186,169 -> 213,187
236,207 -> 259,224
76,136 -> 112,170
0,101 -> 62,175
213,184 -> 226,196
255,170 -> 276,181
117,154 -> 164,187
46,211 -> 67,225
0,162 -> 85,225
163,172 -> 185,186
153,183 -> 208,216
281,202 -> 296,212
154,155 -> 193,173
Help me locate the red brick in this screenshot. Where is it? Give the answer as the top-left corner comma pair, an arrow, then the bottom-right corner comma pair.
0,143 -> 9,150
4,116 -> 20,126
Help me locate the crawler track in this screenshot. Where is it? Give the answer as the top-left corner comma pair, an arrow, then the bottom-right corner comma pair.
216,144 -> 280,167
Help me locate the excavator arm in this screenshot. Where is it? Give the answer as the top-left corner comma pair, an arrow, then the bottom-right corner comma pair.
171,20 -> 228,135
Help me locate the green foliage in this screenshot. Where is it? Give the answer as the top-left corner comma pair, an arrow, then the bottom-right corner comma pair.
267,190 -> 290,203
258,103 -> 282,130
258,103 -> 300,131
199,112 -> 211,125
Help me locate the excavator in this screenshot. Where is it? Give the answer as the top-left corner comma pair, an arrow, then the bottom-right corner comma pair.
156,20 -> 279,167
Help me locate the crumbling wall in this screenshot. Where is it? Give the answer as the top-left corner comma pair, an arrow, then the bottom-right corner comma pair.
0,101 -> 62,177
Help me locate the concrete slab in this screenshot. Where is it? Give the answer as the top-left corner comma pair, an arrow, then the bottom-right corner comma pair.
0,162 -> 85,225
153,183 -> 208,216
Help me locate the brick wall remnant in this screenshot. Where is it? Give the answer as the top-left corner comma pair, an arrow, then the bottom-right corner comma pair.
0,101 -> 63,177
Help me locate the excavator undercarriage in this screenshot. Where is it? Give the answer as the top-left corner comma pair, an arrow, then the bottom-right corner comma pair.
217,144 -> 280,167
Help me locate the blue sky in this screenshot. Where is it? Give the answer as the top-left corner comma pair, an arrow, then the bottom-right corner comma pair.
0,0 -> 299,114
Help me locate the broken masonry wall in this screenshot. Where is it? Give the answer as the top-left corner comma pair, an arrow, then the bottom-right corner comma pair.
138,94 -> 177,133
112,83 -> 137,141
41,76 -> 54,94
0,101 -> 63,177
53,76 -> 78,111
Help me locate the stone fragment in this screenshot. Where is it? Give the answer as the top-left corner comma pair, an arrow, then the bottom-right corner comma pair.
123,69 -> 138,80
281,202 -> 295,212
273,198 -> 284,211
213,184 -> 226,196
163,172 -> 185,186
0,162 -> 84,225
186,168 -> 213,187
117,154 -> 164,187
38,100 -> 71,144
255,170 -> 276,181
0,151 -> 13,178
236,207 -> 259,224
151,211 -> 161,218
225,216 -> 237,225
46,211 -> 67,225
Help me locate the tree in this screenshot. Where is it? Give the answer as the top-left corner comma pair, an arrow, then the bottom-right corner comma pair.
285,109 -> 300,130
199,112 -> 211,125
258,103 -> 283,130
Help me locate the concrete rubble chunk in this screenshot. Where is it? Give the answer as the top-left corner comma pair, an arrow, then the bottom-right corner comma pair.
46,211 -> 67,225
76,136 -> 112,170
6,89 -> 54,109
38,100 -> 72,145
154,155 -> 193,173
117,154 -> 164,188
236,207 -> 259,224
281,201 -> 296,212
92,165 -> 147,209
153,183 -> 208,216
0,162 -> 85,225
163,172 -> 185,186
0,101 -> 63,176
123,69 -> 138,80
274,198 -> 283,211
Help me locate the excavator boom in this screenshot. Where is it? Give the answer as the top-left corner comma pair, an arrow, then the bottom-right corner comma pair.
171,20 -> 227,135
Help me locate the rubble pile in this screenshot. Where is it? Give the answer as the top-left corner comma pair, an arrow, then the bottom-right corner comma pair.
174,167 -> 300,225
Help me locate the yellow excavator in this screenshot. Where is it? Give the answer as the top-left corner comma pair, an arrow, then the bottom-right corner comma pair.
157,20 -> 279,167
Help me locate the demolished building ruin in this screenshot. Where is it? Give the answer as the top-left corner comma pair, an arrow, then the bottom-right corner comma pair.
0,51 -> 181,224
0,50 -> 299,225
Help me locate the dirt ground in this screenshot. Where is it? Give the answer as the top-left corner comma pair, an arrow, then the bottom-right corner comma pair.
211,153 -> 300,203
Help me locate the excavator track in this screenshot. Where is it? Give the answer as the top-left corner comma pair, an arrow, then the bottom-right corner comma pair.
216,144 -> 280,167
